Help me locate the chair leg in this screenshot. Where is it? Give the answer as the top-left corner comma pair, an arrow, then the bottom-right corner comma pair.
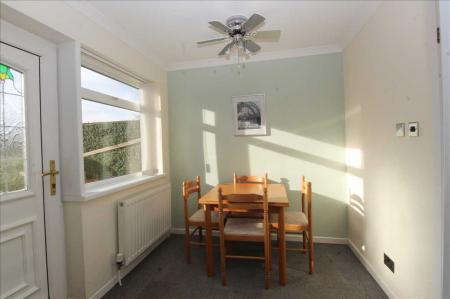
308,229 -> 314,274
185,224 -> 191,264
199,227 -> 203,242
268,233 -> 272,271
220,237 -> 227,286
302,231 -> 307,254
277,229 -> 280,248
264,237 -> 270,289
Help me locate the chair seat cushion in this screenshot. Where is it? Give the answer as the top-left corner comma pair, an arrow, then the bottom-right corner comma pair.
188,209 -> 220,224
271,211 -> 308,231
224,218 -> 264,237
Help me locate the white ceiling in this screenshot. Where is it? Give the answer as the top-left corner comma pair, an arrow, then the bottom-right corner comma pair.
68,1 -> 381,70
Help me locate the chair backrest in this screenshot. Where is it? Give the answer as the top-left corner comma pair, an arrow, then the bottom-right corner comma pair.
301,177 -> 312,226
300,176 -> 306,213
233,172 -> 268,186
218,187 -> 269,236
182,176 -> 201,221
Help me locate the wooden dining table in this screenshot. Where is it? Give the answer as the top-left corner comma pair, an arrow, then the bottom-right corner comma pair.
199,182 -> 290,285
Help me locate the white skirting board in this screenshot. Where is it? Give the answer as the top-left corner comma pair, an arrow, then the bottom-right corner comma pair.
348,239 -> 397,299
170,227 -> 348,245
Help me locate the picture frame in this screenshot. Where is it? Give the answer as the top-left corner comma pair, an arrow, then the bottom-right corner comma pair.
232,94 -> 267,136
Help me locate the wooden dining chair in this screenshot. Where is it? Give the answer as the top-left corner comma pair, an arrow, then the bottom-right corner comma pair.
218,187 -> 271,289
182,176 -> 220,264
233,172 -> 268,185
271,176 -> 314,274
231,172 -> 268,219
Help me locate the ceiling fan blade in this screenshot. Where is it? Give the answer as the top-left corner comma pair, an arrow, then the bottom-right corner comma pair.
242,14 -> 265,33
208,21 -> 230,34
245,40 -> 261,53
218,42 -> 233,56
197,37 -> 228,46
253,30 -> 281,42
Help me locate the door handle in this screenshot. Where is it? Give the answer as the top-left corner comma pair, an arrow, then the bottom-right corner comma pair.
42,160 -> 59,196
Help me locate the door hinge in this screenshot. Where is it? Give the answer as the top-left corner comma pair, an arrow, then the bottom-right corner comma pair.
437,27 -> 441,44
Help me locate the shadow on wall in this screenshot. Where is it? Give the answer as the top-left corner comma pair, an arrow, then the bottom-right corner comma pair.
200,109 -> 347,183
170,109 -> 352,238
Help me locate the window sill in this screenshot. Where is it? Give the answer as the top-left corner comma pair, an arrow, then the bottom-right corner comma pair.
82,173 -> 166,201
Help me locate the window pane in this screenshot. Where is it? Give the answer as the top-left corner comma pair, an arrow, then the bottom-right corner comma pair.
0,65 -> 27,193
82,100 -> 141,183
81,67 -> 140,103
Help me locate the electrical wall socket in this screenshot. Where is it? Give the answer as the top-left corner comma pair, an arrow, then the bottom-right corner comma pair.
408,122 -> 419,137
384,253 -> 395,273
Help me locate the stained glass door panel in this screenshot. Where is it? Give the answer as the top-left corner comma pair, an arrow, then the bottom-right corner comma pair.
0,64 -> 27,193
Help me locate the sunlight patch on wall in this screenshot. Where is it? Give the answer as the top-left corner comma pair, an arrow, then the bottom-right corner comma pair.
252,128 -> 345,164
247,143 -> 346,200
155,95 -> 162,111
344,104 -> 362,120
202,109 -> 215,127
346,148 -> 363,169
347,173 -> 365,216
203,130 -> 219,186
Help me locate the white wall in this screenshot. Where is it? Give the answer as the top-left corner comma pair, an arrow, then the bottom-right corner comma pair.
344,1 -> 442,298
1,2 -> 170,298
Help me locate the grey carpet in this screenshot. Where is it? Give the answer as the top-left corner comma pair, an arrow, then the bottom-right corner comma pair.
103,235 -> 387,299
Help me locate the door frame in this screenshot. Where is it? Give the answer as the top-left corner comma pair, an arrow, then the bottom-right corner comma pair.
439,1 -> 450,298
0,20 -> 67,299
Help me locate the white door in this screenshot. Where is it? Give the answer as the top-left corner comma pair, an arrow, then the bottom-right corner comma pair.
0,43 -> 49,298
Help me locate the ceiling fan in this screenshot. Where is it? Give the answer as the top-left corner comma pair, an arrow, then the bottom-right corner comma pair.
197,14 -> 281,56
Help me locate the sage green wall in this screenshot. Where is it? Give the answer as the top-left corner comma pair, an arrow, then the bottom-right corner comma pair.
168,53 -> 347,238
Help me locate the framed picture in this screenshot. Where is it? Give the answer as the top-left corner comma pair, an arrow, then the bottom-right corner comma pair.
232,94 -> 267,136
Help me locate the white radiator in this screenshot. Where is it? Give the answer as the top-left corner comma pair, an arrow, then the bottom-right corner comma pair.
118,183 -> 171,267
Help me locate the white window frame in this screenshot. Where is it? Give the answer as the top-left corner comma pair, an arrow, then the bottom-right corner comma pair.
80,55 -> 146,189
81,86 -> 140,113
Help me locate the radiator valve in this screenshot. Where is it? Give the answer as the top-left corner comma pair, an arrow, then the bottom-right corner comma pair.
116,253 -> 124,266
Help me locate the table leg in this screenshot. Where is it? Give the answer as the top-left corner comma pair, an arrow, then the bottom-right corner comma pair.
205,204 -> 214,277
278,207 -> 286,285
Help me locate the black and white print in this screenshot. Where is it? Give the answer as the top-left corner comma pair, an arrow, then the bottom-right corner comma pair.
237,101 -> 262,129
232,94 -> 267,136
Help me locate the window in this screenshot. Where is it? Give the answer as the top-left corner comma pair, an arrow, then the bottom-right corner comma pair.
0,64 -> 27,193
81,67 -> 142,184
81,67 -> 140,103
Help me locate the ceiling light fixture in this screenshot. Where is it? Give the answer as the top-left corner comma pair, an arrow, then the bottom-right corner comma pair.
197,14 -> 281,68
